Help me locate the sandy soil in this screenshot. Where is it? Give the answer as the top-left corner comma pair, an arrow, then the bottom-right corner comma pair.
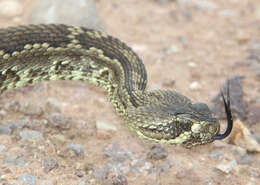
0,0 -> 260,185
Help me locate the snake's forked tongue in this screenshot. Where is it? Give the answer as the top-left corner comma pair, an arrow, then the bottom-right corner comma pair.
213,85 -> 233,140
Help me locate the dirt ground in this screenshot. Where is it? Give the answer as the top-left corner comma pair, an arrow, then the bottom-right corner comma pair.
0,0 -> 260,185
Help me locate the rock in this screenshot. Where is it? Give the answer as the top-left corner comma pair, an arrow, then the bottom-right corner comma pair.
20,129 -> 43,141
28,0 -> 104,31
20,102 -> 43,116
42,157 -> 58,173
0,124 -> 12,135
50,134 -> 67,145
0,0 -> 23,18
103,144 -> 132,163
230,120 -> 260,152
46,113 -> 72,130
215,160 -> 237,174
66,144 -> 84,156
18,173 -> 37,185
147,145 -> 168,160
211,75 -> 247,120
3,154 -> 27,166
0,145 -> 5,152
75,171 -> 84,178
96,121 -> 117,140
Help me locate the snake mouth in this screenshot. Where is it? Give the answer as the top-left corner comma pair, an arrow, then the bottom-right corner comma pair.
213,84 -> 233,140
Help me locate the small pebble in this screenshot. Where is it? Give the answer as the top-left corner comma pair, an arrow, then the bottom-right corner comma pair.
110,174 -> 128,185
47,113 -> 72,130
163,45 -> 181,54
10,119 -> 29,130
43,157 -> 58,173
20,129 -> 43,141
188,62 -> 197,68
0,124 -> 12,135
66,144 -> 84,156
3,154 -> 27,166
20,102 -> 43,116
18,173 -> 37,185
96,121 -> 117,132
50,134 -> 68,145
230,120 -> 260,152
96,121 -> 117,140
103,144 -> 132,162
75,171 -> 84,177
147,145 -> 168,160
235,31 -> 250,44
189,81 -> 200,90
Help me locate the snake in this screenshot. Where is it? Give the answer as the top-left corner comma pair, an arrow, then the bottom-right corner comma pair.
0,24 -> 233,148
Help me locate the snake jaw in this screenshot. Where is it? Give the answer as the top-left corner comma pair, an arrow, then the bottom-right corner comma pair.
213,85 -> 233,140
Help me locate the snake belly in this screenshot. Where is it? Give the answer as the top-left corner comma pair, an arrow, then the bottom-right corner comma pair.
0,24 -> 223,148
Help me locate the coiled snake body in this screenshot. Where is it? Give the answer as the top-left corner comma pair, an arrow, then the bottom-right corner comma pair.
0,24 -> 233,147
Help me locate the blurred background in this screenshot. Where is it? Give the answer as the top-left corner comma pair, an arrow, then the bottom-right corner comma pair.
0,0 -> 259,184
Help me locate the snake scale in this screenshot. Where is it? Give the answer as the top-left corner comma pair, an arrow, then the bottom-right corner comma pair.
0,24 -> 233,147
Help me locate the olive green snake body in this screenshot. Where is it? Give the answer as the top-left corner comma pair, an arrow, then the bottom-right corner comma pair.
0,24 -> 233,147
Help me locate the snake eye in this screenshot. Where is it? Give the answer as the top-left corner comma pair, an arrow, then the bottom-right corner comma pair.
213,83 -> 233,140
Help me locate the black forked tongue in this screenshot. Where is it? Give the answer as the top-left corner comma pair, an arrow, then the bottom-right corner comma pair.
213,84 -> 233,140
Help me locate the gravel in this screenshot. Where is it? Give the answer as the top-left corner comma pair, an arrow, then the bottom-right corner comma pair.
18,173 -> 37,185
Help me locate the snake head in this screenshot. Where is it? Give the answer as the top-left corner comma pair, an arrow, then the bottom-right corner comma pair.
125,88 -> 233,148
